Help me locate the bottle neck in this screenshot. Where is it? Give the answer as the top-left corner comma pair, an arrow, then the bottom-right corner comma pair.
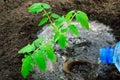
100,46 -> 114,64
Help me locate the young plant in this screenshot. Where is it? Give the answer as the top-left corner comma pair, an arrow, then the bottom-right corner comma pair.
18,3 -> 89,78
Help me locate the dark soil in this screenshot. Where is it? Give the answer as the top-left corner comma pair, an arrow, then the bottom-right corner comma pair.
0,0 -> 120,80
68,60 -> 93,79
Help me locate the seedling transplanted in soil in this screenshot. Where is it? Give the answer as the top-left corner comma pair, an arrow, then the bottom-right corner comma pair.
18,3 -> 89,78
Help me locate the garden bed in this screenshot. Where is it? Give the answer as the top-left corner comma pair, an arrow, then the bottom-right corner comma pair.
0,0 -> 119,80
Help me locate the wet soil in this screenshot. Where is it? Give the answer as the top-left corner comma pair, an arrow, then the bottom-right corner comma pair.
64,60 -> 95,80
0,0 -> 120,80
34,21 -> 115,80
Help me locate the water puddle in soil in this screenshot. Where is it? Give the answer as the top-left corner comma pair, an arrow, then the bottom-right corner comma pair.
32,21 -> 118,80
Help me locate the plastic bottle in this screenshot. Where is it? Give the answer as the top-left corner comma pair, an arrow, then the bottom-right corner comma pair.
100,41 -> 120,72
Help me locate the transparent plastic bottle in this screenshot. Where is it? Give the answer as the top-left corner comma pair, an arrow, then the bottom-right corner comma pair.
100,41 -> 120,72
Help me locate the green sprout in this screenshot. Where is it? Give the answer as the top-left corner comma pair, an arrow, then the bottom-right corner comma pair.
18,3 -> 89,78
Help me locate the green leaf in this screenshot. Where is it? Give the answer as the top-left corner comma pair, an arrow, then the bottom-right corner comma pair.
68,24 -> 79,36
65,10 -> 75,23
54,31 -> 60,41
55,16 -> 65,25
45,44 -> 56,62
38,17 -> 48,26
76,11 -> 89,30
58,24 -> 64,29
18,44 -> 35,54
28,3 -> 50,14
32,37 -> 44,47
21,55 -> 33,78
28,3 -> 43,14
42,3 -> 51,9
61,28 -> 68,33
51,13 -> 60,19
58,34 -> 67,48
32,50 -> 46,71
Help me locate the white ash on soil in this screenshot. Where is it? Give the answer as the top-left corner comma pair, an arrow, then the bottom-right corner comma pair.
32,21 -> 115,80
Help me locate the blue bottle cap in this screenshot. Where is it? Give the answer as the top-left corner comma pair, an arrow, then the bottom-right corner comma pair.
100,46 -> 114,64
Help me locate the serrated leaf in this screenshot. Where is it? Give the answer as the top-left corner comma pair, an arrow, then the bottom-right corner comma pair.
58,34 -> 67,48
55,16 -> 65,25
28,3 -> 43,14
68,24 -> 79,36
65,10 -> 75,23
45,44 -> 56,62
32,37 -> 44,47
32,50 -> 46,71
76,11 -> 89,30
18,44 -> 35,54
38,17 -> 48,26
21,55 -> 33,78
51,13 -> 60,19
42,3 -> 51,9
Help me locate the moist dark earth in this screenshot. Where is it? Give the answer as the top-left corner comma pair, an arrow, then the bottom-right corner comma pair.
0,0 -> 120,80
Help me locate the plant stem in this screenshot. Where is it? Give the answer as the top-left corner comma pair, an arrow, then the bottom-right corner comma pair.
42,8 -> 56,28
70,12 -> 77,22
